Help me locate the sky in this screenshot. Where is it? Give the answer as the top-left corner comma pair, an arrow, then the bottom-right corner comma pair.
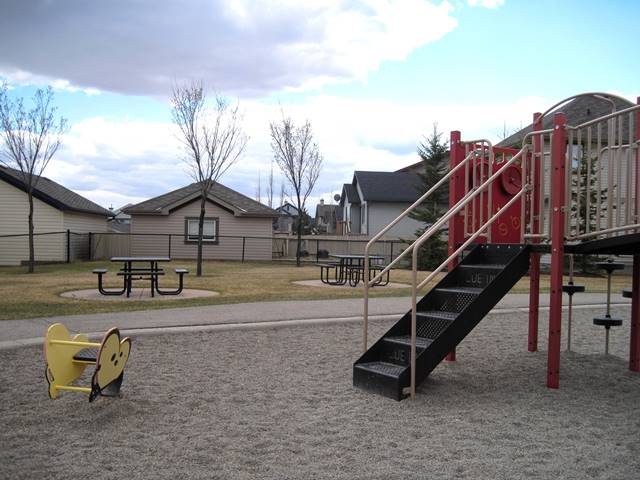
0,0 -> 638,213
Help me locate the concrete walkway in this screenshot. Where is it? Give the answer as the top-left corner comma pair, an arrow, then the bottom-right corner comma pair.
0,292 -> 631,349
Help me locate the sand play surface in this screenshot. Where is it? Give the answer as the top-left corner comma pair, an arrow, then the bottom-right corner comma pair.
1,305 -> 639,479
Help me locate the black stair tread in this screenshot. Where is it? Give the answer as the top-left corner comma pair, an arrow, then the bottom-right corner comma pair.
435,286 -> 483,295
355,361 -> 405,378
384,335 -> 433,348
416,310 -> 458,321
458,263 -> 507,269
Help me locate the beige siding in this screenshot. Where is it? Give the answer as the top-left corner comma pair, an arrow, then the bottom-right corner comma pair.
63,211 -> 108,233
0,179 -> 65,265
130,199 -> 273,260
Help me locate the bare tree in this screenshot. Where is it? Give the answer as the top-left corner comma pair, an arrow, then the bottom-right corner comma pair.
270,113 -> 322,266
255,171 -> 262,203
171,81 -> 248,276
266,159 -> 274,208
0,85 -> 68,273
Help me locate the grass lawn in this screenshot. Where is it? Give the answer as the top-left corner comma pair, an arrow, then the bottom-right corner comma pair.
0,260 -> 631,320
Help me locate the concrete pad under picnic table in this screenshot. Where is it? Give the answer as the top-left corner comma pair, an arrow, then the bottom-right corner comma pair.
292,279 -> 409,289
61,288 -> 218,301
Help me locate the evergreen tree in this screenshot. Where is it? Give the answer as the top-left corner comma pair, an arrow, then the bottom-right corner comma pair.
409,124 -> 449,270
570,148 -> 609,274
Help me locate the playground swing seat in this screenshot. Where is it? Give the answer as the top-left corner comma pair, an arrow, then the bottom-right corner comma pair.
44,323 -> 131,402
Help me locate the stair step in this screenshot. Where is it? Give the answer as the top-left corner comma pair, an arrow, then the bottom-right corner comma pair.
459,263 -> 506,270
355,361 -> 405,378
416,310 -> 458,321
385,335 -> 433,348
435,286 -> 483,295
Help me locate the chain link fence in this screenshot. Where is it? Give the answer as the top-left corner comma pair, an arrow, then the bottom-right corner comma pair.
0,231 -> 409,266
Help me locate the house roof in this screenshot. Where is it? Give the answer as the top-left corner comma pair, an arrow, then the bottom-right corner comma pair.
124,181 -> 279,217
0,166 -> 111,216
340,183 -> 360,205
354,171 -> 421,203
497,95 -> 635,148
275,202 -> 299,216
396,152 -> 451,175
315,203 -> 337,221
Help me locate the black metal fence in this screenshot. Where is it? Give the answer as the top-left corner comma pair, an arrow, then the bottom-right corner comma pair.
0,231 -> 409,266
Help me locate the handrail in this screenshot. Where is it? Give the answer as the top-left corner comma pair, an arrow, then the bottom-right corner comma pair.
401,145 -> 529,398
361,147 -> 478,352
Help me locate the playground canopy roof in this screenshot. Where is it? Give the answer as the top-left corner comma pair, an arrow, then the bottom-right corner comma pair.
497,95 -> 634,148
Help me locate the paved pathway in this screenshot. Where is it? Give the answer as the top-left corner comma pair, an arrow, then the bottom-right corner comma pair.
0,292 -> 631,349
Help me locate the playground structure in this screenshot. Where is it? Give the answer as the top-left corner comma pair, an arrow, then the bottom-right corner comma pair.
44,323 -> 131,402
355,93 -> 640,400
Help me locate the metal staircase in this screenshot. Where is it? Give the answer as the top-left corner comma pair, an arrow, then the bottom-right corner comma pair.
354,244 -> 529,400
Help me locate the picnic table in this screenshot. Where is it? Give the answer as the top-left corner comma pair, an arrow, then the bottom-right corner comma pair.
92,256 -> 188,297
317,254 -> 389,287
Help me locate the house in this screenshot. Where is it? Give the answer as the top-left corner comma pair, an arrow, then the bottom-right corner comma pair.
123,181 -> 279,260
338,171 -> 423,237
273,202 -> 298,233
314,199 -> 337,234
108,204 -> 132,233
0,166 -> 110,265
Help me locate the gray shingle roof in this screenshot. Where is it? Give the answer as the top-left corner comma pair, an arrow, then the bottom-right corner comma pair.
0,166 -> 111,216
354,171 -> 421,203
124,181 -> 279,217
341,183 -> 360,204
497,95 -> 634,148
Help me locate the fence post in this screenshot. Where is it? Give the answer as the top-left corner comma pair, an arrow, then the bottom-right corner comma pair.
66,229 -> 70,263
88,232 -> 92,261
168,234 -> 172,258
316,239 -> 320,262
242,236 -> 246,262
389,241 -> 394,263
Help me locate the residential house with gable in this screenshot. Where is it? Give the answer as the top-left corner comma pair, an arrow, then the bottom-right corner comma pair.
338,171 -> 423,238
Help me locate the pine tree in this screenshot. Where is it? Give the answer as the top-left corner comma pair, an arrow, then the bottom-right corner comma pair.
409,124 -> 449,270
570,149 -> 609,274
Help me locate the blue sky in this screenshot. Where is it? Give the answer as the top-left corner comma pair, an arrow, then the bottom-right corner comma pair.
1,0 -> 638,210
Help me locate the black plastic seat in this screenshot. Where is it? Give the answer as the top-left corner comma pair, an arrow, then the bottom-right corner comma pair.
593,316 -> 623,328
596,261 -> 625,274
622,288 -> 633,299
562,283 -> 585,295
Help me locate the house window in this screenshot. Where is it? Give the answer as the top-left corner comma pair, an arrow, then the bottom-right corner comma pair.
184,217 -> 218,244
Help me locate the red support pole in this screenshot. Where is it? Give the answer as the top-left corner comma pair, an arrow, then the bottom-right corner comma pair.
631,97 -> 640,372
547,112 -> 567,389
630,255 -> 640,372
447,131 -> 465,362
528,112 -> 542,352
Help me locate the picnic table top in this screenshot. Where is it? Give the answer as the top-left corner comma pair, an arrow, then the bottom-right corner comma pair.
110,256 -> 171,262
329,254 -> 385,260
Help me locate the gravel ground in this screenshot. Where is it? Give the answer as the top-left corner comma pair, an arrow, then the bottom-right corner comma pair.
1,306 -> 639,479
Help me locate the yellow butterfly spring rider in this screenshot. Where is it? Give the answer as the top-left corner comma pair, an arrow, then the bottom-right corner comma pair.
44,323 -> 131,402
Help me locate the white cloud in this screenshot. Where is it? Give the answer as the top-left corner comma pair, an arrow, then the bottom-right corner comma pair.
0,0 -> 458,97
47,93 -> 552,210
467,0 -> 505,8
